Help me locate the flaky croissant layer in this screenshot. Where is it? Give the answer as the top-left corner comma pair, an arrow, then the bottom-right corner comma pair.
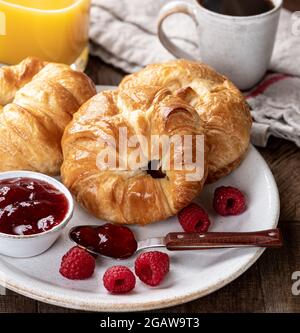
0,57 -> 96,175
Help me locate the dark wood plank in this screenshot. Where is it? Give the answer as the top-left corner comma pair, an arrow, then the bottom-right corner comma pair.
0,290 -> 36,313
85,56 -> 125,86
258,222 -> 300,312
258,139 -> 300,222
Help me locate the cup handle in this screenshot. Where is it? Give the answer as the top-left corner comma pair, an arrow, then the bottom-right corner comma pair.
157,1 -> 199,60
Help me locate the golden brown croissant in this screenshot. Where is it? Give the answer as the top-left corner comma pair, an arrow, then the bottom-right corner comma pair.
0,57 -> 46,106
0,57 -> 96,175
61,86 -> 207,225
120,59 -> 252,183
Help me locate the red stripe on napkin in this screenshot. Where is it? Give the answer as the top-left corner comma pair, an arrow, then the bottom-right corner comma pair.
246,74 -> 292,98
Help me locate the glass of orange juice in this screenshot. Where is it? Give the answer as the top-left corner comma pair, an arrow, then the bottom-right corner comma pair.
0,0 -> 90,71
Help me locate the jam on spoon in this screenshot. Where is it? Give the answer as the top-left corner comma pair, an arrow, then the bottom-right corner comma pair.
70,223 -> 138,259
70,225 -> 284,260
0,177 -> 69,236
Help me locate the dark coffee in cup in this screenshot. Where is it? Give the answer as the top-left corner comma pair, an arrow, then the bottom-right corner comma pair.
199,0 -> 274,16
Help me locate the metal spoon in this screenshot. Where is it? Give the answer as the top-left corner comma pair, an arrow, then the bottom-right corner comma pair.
69,226 -> 282,259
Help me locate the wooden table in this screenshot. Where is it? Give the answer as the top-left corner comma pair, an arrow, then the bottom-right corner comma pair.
1,0 -> 300,313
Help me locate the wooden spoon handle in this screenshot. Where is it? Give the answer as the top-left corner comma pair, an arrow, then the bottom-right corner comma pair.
165,229 -> 282,251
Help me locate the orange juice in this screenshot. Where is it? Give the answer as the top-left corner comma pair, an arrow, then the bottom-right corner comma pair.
0,0 -> 90,66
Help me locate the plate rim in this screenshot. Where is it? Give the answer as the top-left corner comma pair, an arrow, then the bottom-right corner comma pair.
0,86 -> 280,311
0,248 -> 268,312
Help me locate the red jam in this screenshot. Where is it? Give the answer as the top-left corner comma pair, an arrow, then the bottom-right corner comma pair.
0,178 -> 68,236
70,223 -> 138,259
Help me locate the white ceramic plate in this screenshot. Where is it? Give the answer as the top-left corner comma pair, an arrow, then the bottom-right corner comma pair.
0,86 -> 280,312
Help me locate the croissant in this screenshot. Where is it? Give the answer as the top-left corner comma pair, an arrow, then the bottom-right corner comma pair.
0,57 -> 96,175
0,57 -> 46,106
61,86 -> 207,225
120,59 -> 252,183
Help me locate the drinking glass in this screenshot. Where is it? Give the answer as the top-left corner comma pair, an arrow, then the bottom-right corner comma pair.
0,0 -> 91,71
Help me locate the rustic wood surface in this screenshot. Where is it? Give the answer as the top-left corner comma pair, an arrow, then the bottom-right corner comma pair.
1,0 -> 300,313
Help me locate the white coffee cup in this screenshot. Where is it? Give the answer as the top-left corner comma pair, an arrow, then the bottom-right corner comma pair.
157,0 -> 282,90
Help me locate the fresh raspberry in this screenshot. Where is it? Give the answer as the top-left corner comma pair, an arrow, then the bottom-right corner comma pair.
213,186 -> 246,216
135,251 -> 169,286
178,203 -> 211,233
59,246 -> 95,280
103,266 -> 136,294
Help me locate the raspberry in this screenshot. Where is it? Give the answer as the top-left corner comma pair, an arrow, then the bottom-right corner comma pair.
178,203 -> 211,233
59,246 -> 95,280
135,251 -> 169,286
213,186 -> 246,216
103,266 -> 136,294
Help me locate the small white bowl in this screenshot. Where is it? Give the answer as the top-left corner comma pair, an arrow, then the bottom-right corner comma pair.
0,171 -> 74,258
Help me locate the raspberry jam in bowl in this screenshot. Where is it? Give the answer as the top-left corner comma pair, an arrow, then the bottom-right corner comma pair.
0,171 -> 74,258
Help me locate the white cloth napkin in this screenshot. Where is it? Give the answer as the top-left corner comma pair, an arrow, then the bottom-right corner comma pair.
89,0 -> 198,72
89,1 -> 300,147
246,74 -> 300,147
